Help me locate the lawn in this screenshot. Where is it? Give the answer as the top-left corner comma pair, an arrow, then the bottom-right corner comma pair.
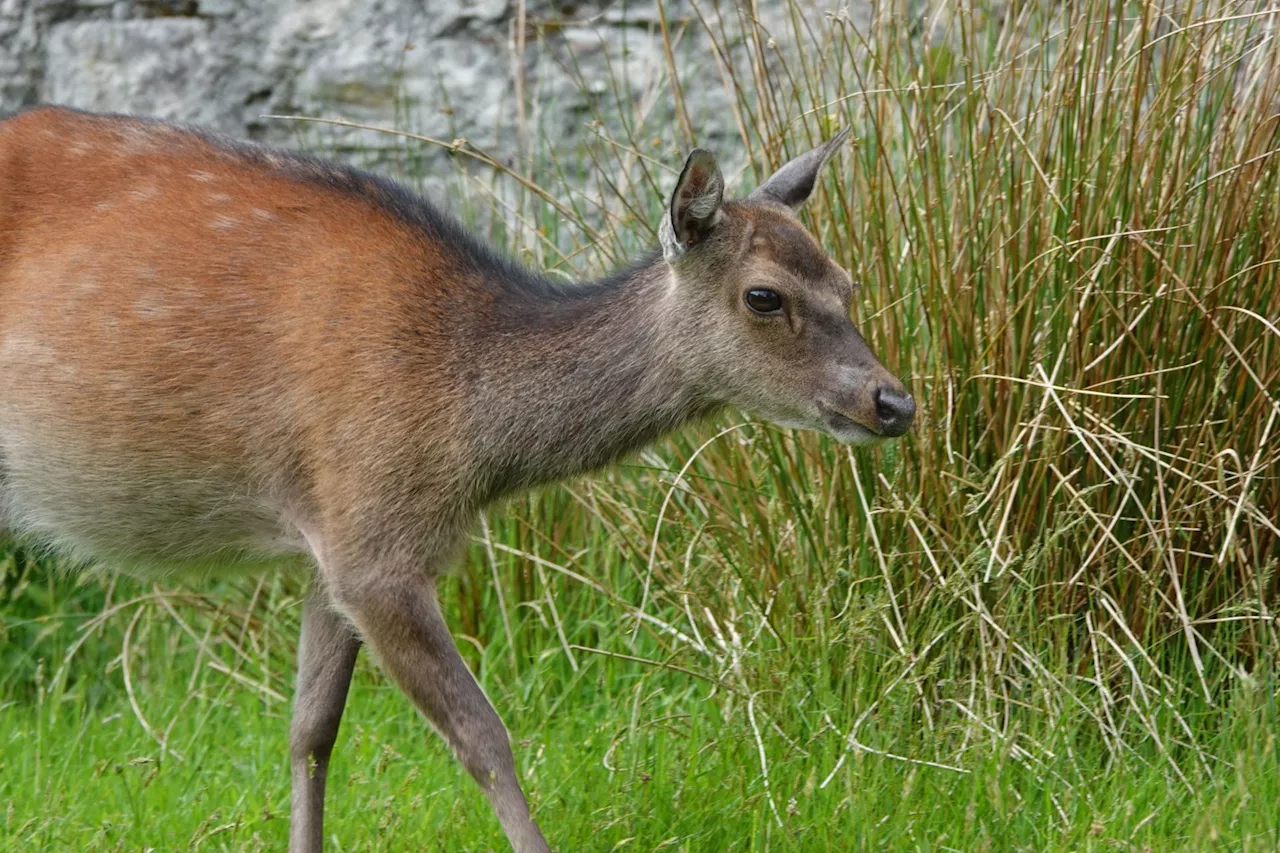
2,516 -> 1275,852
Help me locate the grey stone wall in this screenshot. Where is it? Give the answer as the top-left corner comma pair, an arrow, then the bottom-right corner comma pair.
1,0 -> 873,167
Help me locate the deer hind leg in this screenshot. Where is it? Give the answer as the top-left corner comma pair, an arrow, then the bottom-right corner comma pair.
328,563 -> 551,853
0,448 -> 12,532
289,588 -> 361,853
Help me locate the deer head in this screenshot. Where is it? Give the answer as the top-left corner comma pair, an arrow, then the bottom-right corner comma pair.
658,131 -> 915,444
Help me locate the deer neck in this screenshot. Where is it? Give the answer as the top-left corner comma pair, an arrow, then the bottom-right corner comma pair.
465,255 -> 713,503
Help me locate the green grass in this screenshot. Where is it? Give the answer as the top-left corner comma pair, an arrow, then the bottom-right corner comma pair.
3,0 -> 1280,850
2,554 -> 1276,852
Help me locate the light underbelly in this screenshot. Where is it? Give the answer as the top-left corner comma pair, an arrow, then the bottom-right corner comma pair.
0,432 -> 306,578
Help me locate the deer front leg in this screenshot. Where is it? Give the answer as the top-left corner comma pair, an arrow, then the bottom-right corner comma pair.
331,568 -> 551,853
289,589 -> 361,853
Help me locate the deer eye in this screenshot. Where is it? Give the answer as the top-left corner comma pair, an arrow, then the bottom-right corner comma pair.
744,288 -> 783,315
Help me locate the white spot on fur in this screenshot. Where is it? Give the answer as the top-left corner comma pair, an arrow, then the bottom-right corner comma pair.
0,332 -> 56,364
212,215 -> 239,231
208,192 -> 232,204
251,208 -> 274,221
190,170 -> 214,183
116,125 -> 159,155
134,294 -> 168,318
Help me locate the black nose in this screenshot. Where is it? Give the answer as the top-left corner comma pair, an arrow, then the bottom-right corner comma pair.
875,386 -> 916,437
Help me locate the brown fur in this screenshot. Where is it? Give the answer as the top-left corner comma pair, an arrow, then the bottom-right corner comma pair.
0,106 -> 912,852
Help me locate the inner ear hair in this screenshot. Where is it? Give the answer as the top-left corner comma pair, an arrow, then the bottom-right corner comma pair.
662,148 -> 725,259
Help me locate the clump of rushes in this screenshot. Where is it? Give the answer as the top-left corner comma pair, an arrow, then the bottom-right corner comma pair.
459,0 -> 1279,750
3,0 -> 1277,849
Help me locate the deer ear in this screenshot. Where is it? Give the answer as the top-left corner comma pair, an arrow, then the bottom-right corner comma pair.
748,127 -> 850,210
660,148 -> 724,260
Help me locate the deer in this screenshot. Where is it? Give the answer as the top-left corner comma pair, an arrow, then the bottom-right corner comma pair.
0,105 -> 915,852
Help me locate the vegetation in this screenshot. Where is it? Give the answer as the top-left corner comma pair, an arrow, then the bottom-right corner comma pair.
2,0 -> 1277,849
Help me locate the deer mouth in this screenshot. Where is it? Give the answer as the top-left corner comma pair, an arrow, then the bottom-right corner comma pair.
817,404 -> 883,445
